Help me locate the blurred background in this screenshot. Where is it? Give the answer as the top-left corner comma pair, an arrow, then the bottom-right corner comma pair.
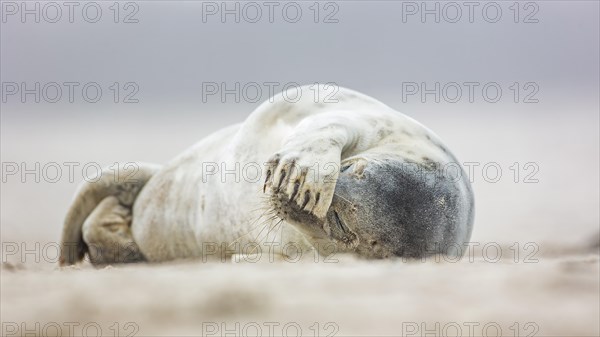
1,1 -> 599,336
2,0 -> 598,248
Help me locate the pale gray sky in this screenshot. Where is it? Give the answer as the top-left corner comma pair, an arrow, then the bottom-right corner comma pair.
1,1 -> 598,114
1,1 -> 598,244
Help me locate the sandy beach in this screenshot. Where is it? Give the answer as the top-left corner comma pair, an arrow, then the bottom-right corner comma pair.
2,250 -> 599,336
2,106 -> 598,336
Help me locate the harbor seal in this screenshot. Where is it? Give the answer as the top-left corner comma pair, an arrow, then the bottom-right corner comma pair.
59,85 -> 474,265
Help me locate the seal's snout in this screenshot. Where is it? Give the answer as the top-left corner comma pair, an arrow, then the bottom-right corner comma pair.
269,184 -> 359,247
269,189 -> 329,238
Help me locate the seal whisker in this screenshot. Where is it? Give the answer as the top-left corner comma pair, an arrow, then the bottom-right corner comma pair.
248,204 -> 273,214
246,218 -> 284,255
229,204 -> 277,247
259,218 -> 284,246
251,215 -> 281,243
246,197 -> 273,212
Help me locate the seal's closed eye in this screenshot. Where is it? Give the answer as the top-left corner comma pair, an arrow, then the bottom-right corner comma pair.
328,210 -> 357,247
340,164 -> 352,173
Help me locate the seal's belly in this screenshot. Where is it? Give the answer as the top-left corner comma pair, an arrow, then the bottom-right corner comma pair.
131,120 -> 308,261
131,125 -> 244,261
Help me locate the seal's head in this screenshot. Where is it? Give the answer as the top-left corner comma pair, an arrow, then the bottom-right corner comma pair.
274,158 -> 474,259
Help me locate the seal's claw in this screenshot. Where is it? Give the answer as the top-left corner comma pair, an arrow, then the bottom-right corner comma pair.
276,169 -> 286,192
301,190 -> 311,210
290,181 -> 300,201
266,147 -> 340,220
263,169 -> 272,193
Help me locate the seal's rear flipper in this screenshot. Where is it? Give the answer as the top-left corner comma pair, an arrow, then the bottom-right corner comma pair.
59,163 -> 160,266
82,196 -> 145,265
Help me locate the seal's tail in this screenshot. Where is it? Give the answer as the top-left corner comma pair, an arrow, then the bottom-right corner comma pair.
59,163 -> 160,266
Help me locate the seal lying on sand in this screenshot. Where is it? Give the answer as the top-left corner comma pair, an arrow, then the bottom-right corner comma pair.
59,85 -> 474,265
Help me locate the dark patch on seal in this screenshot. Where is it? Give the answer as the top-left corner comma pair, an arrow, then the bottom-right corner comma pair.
302,146 -> 326,155
401,130 -> 414,137
377,128 -> 393,140
281,104 -> 293,114
419,156 -> 439,171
